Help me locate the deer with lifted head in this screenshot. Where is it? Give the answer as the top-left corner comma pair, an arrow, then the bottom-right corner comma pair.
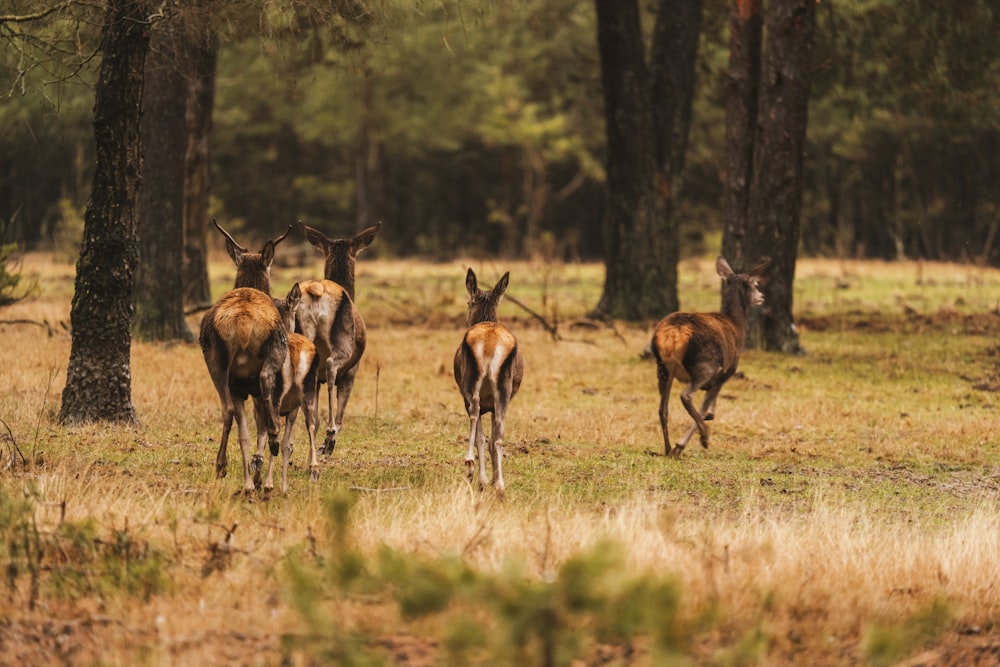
253,283 -> 320,496
651,256 -> 770,458
295,221 -> 381,455
453,269 -> 524,497
199,221 -> 292,495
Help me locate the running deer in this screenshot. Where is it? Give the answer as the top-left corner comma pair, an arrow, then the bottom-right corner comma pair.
651,256 -> 771,458
296,221 -> 381,454
199,221 -> 291,495
453,269 -> 524,496
254,283 -> 320,496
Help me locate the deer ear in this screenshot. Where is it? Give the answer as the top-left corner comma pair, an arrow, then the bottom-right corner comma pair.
494,272 -> 510,298
466,268 -> 478,296
301,223 -> 331,252
287,283 -> 302,310
353,221 -> 381,254
716,256 -> 735,280
750,257 -> 772,275
261,240 -> 275,267
224,239 -> 244,268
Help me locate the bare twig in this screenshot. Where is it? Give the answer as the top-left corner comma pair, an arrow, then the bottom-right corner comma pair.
0,417 -> 27,471
0,1 -> 76,24
0,319 -> 55,335
506,293 -> 561,341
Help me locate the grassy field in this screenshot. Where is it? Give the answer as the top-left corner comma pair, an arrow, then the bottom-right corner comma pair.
0,251 -> 998,666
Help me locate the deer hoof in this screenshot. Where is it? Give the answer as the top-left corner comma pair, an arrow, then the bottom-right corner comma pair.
320,433 -> 337,456
251,454 -> 264,487
668,446 -> 685,459
215,464 -> 228,479
262,486 -> 273,501
464,460 -> 474,482
310,466 -> 320,483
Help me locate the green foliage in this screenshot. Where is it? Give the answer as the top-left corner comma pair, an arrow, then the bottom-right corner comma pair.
284,487 -> 689,665
0,242 -> 26,307
0,485 -> 171,606
862,597 -> 954,667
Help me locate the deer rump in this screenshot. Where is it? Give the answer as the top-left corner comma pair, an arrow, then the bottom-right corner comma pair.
201,288 -> 288,399
294,279 -> 365,386
453,322 -> 523,414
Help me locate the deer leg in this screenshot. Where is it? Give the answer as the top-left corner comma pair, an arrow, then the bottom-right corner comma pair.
258,368 -> 282,461
208,358 -> 234,478
251,397 -> 267,489
302,382 -> 321,483
232,398 -> 256,496
332,366 -> 358,450
464,384 -> 482,484
701,384 -> 723,422
490,410 -> 506,499
216,403 -> 234,479
476,418 -> 489,491
320,358 -> 341,456
657,366 -> 675,456
278,410 -> 298,495
678,383 -> 710,450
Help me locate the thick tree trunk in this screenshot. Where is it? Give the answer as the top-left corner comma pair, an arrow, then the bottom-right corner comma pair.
135,19 -> 192,341
721,0 -> 763,268
650,0 -> 702,194
60,0 -> 153,425
182,29 -> 216,309
591,0 -> 676,321
744,0 -> 816,354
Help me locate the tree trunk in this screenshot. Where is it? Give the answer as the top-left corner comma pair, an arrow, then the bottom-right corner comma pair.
135,19 -> 192,341
744,0 -> 815,354
721,0 -> 763,268
650,0 -> 703,195
183,29 -> 216,309
60,0 -> 153,425
591,0 -> 676,321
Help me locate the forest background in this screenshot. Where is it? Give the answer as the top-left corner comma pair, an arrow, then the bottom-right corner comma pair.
2,0 -> 998,268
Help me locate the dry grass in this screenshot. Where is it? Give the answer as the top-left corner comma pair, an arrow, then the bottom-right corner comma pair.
1,251 -> 999,665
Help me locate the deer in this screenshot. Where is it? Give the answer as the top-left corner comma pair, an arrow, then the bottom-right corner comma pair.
453,268 -> 524,497
253,283 -> 320,496
650,255 -> 771,458
295,220 -> 381,455
199,221 -> 291,495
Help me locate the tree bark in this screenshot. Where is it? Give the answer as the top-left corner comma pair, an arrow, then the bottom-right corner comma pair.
135,18 -> 192,341
744,0 -> 816,354
721,0 -> 763,268
650,0 -> 703,195
60,0 -> 153,425
591,0 -> 676,321
182,28 -> 216,309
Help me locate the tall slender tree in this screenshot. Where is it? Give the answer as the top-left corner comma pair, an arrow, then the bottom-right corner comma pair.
743,0 -> 816,353
721,0 -> 763,268
60,0 -> 155,424
182,18 -> 216,310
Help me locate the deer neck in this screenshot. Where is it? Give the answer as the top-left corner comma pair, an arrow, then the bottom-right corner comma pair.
720,284 -> 751,328
469,305 -> 499,327
324,256 -> 355,300
235,263 -> 271,295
